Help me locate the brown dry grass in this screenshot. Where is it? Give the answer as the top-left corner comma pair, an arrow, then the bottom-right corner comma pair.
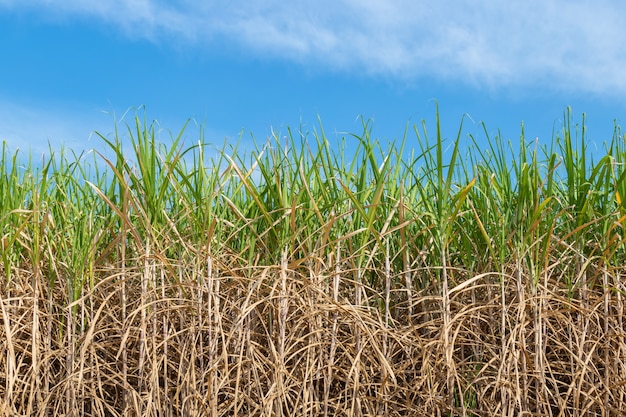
1,248 -> 624,416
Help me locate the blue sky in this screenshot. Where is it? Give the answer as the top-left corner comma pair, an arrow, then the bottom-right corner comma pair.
1,1 -> 626,159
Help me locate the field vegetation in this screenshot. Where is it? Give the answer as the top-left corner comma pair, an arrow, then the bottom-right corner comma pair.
1,107 -> 626,416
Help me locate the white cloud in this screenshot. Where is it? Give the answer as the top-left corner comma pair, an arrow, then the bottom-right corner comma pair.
3,0 -> 626,94
0,98 -> 102,156
0,98 -> 239,162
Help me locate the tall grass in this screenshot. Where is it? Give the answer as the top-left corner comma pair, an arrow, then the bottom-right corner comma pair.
1,107 -> 625,416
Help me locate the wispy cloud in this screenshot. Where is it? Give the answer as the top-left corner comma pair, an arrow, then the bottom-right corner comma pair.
0,97 -> 107,155
2,0 -> 625,94
0,97 -> 240,160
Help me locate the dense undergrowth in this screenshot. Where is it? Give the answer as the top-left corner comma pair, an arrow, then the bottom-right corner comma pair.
1,107 -> 626,416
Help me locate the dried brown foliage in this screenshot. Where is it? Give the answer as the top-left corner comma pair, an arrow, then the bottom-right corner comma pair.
1,250 -> 624,416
